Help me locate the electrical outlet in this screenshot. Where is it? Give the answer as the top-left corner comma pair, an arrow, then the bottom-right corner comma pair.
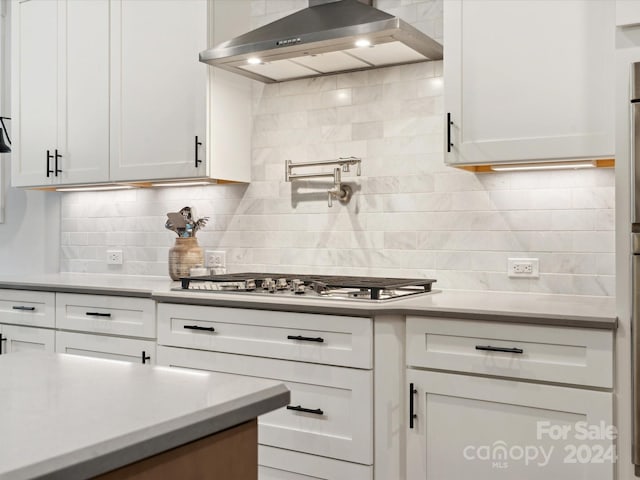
205,250 -> 226,268
106,250 -> 123,265
507,258 -> 539,278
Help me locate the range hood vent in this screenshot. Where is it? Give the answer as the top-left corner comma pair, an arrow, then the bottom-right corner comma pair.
199,0 -> 443,83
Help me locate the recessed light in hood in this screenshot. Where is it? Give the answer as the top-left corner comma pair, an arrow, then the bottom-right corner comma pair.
199,0 -> 443,83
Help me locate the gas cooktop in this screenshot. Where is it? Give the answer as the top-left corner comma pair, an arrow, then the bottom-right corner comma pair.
179,273 -> 436,301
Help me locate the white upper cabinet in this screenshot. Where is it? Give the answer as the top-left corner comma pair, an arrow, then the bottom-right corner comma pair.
12,0 -> 251,187
444,0 -> 615,166
12,0 -> 110,187
109,0 -> 207,182
617,1 -> 640,27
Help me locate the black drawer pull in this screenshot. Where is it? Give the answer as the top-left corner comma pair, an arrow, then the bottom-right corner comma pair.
85,312 -> 112,317
46,150 -> 54,177
183,325 -> 215,332
286,405 -> 324,416
287,335 -> 324,343
195,136 -> 203,167
54,149 -> 63,175
0,333 -> 5,355
12,306 -> 35,311
141,351 -> 151,364
475,345 -> 524,354
446,112 -> 453,153
409,382 -> 417,429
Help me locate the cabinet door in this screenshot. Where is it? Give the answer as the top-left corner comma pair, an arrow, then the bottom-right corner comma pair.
0,325 -> 55,354
157,345 -> 373,465
11,0 -> 110,187
109,0 -> 207,182
617,1 -> 640,27
56,331 -> 156,364
57,0 -> 110,184
11,0 -> 59,187
0,289 -> 55,328
259,446 -> 372,480
406,369 -> 613,480
444,0 -> 614,166
56,293 -> 156,339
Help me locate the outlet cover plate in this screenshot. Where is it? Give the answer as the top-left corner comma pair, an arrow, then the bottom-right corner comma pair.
106,250 -> 123,265
507,258 -> 539,278
205,250 -> 226,268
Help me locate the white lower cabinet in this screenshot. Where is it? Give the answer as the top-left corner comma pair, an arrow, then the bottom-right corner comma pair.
56,331 -> 155,364
405,316 -> 614,480
157,345 -> 372,465
406,368 -> 614,480
0,324 -> 55,354
259,446 -> 372,480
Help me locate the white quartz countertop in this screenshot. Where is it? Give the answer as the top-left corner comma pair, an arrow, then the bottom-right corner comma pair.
0,351 -> 289,480
0,273 -> 617,329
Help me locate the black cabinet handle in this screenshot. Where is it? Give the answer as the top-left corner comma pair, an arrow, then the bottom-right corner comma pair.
446,112 -> 453,153
195,136 -> 203,167
475,345 -> 524,354
12,306 -> 35,311
183,324 -> 215,332
141,351 -> 151,364
409,382 -> 417,429
287,335 -> 324,343
46,150 -> 54,177
54,149 -> 62,175
0,334 -> 6,355
85,312 -> 112,317
286,405 -> 324,416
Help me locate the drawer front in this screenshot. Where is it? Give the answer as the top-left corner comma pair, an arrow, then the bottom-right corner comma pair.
0,325 -> 55,354
56,331 -> 156,365
406,316 -> 613,388
0,290 -> 55,328
157,346 -> 373,465
259,446 -> 372,480
157,304 -> 372,368
56,293 -> 155,338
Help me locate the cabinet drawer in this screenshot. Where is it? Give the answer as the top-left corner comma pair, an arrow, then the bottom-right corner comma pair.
259,446 -> 372,480
56,331 -> 155,365
56,293 -> 155,338
0,325 -> 55,354
0,290 -> 55,328
157,304 -> 372,368
406,316 -> 613,388
157,346 -> 373,465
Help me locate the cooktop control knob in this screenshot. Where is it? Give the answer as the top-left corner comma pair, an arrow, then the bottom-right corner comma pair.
245,279 -> 256,291
276,278 -> 289,290
291,279 -> 306,294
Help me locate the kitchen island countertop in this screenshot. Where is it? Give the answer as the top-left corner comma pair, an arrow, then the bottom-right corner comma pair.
0,351 -> 289,480
0,273 -> 617,329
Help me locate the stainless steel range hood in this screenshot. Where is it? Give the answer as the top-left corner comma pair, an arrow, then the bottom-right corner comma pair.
199,0 -> 443,83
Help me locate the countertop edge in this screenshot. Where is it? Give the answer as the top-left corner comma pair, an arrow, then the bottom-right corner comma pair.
0,282 -> 155,298
150,293 -> 618,330
8,385 -> 290,480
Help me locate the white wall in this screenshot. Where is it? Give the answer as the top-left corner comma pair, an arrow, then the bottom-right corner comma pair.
58,0 -> 615,296
0,0 -> 60,275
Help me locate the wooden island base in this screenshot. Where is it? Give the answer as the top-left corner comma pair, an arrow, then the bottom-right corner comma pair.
94,420 -> 257,480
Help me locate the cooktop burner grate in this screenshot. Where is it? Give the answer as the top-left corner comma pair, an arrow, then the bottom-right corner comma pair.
180,273 -> 436,301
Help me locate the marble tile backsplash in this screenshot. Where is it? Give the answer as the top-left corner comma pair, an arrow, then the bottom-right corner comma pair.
59,0 -> 614,296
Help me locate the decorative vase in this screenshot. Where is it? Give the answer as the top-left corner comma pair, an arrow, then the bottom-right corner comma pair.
168,237 -> 204,280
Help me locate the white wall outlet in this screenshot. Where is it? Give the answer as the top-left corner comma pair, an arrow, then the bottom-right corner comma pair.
508,258 -> 539,278
106,250 -> 123,265
205,250 -> 226,268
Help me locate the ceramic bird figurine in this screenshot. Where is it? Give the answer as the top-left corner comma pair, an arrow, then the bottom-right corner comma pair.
165,206 -> 209,238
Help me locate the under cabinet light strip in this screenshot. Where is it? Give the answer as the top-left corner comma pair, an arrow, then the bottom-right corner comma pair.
490,161 -> 596,172
56,185 -> 134,192
150,181 -> 213,187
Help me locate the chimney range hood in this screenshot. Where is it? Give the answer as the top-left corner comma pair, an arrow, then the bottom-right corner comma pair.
199,0 -> 443,83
